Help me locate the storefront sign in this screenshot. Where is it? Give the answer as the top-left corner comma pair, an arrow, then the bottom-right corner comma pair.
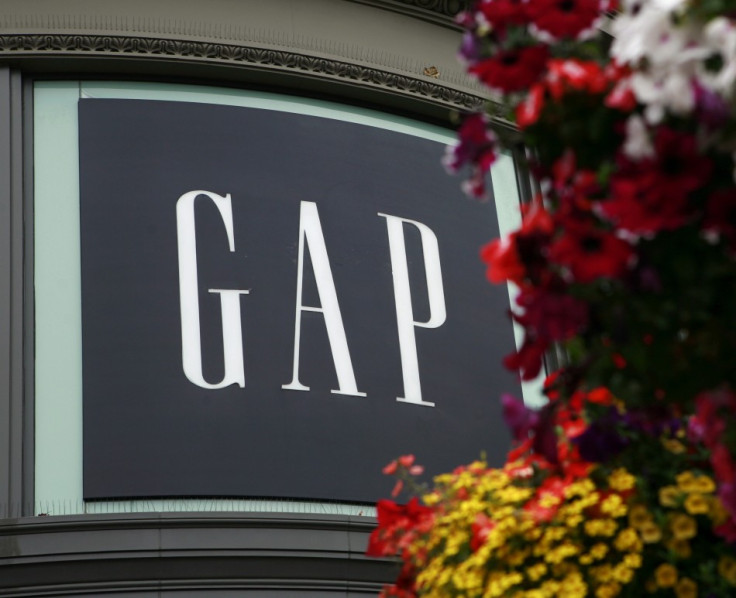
79,99 -> 519,501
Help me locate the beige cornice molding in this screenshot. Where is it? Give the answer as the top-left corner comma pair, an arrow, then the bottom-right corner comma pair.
0,0 -> 488,116
0,33 -> 484,113
346,0 -> 470,27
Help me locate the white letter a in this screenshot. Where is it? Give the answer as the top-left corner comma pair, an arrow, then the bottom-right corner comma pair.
282,201 -> 365,397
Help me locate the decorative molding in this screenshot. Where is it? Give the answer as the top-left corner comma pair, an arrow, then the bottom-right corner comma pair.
0,34 -> 485,111
346,0 -> 471,26
393,0 -> 469,14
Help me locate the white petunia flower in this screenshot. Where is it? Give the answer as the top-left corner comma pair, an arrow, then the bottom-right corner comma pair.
699,17 -> 736,97
622,115 -> 655,159
611,0 -> 713,122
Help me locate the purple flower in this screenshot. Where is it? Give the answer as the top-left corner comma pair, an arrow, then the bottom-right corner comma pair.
443,113 -> 497,199
694,80 -> 730,129
574,407 -> 628,463
533,403 -> 560,464
459,31 -> 481,64
501,393 -> 539,442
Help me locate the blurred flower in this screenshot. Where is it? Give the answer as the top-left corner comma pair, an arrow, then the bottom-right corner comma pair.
527,0 -> 606,41
501,393 -> 539,442
443,113 -> 497,199
468,45 -> 549,93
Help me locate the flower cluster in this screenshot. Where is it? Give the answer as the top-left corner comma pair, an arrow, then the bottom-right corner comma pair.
371,0 -> 736,594
446,0 -> 736,516
370,394 -> 736,597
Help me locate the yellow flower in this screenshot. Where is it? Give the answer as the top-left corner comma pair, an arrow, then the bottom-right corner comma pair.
526,562 -> 547,582
541,579 -> 560,595
565,479 -> 596,498
659,485 -> 681,507
640,520 -> 662,543
565,514 -> 583,527
692,475 -> 716,494
596,583 -> 621,598
670,513 -> 697,540
608,468 -> 637,492
718,555 -> 736,585
422,492 -> 440,506
666,538 -> 692,559
655,563 -> 678,588
507,549 -> 529,566
624,553 -> 642,569
601,494 -> 627,517
662,438 -> 687,454
590,564 -> 613,582
559,571 -> 587,598
590,543 -> 609,560
483,571 -> 523,597
585,518 -> 618,537
541,526 -> 567,543
579,554 -> 594,566
614,527 -> 640,552
684,493 -> 710,515
676,471 -> 700,493
628,504 -> 651,530
675,577 -> 697,598
612,563 -> 635,584
710,497 -> 730,525
544,541 -> 579,564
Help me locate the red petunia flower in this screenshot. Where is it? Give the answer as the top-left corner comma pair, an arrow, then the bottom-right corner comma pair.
480,234 -> 526,285
470,513 -> 497,551
551,151 -> 601,214
517,60 -> 624,128
504,335 -> 548,380
527,0 -> 605,40
516,83 -> 546,128
505,284 -> 588,379
601,128 -> 713,234
703,188 -> 736,251
545,59 -> 609,99
605,75 -> 637,111
367,498 -> 434,557
549,221 -> 634,283
481,200 -> 555,286
713,445 -> 736,485
513,285 -> 589,344
477,0 -> 530,31
469,45 -> 549,93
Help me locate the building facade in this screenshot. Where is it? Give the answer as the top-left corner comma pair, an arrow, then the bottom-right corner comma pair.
0,1 -> 533,595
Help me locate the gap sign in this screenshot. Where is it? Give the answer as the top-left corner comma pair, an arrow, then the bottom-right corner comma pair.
79,99 -> 519,502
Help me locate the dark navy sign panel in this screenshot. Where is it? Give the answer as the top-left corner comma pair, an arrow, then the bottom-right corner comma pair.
79,98 -> 518,502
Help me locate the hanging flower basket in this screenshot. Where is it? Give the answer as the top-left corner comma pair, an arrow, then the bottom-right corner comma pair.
369,0 -> 736,595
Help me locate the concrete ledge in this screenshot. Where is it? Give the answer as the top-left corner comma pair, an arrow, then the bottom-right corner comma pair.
0,512 -> 396,597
